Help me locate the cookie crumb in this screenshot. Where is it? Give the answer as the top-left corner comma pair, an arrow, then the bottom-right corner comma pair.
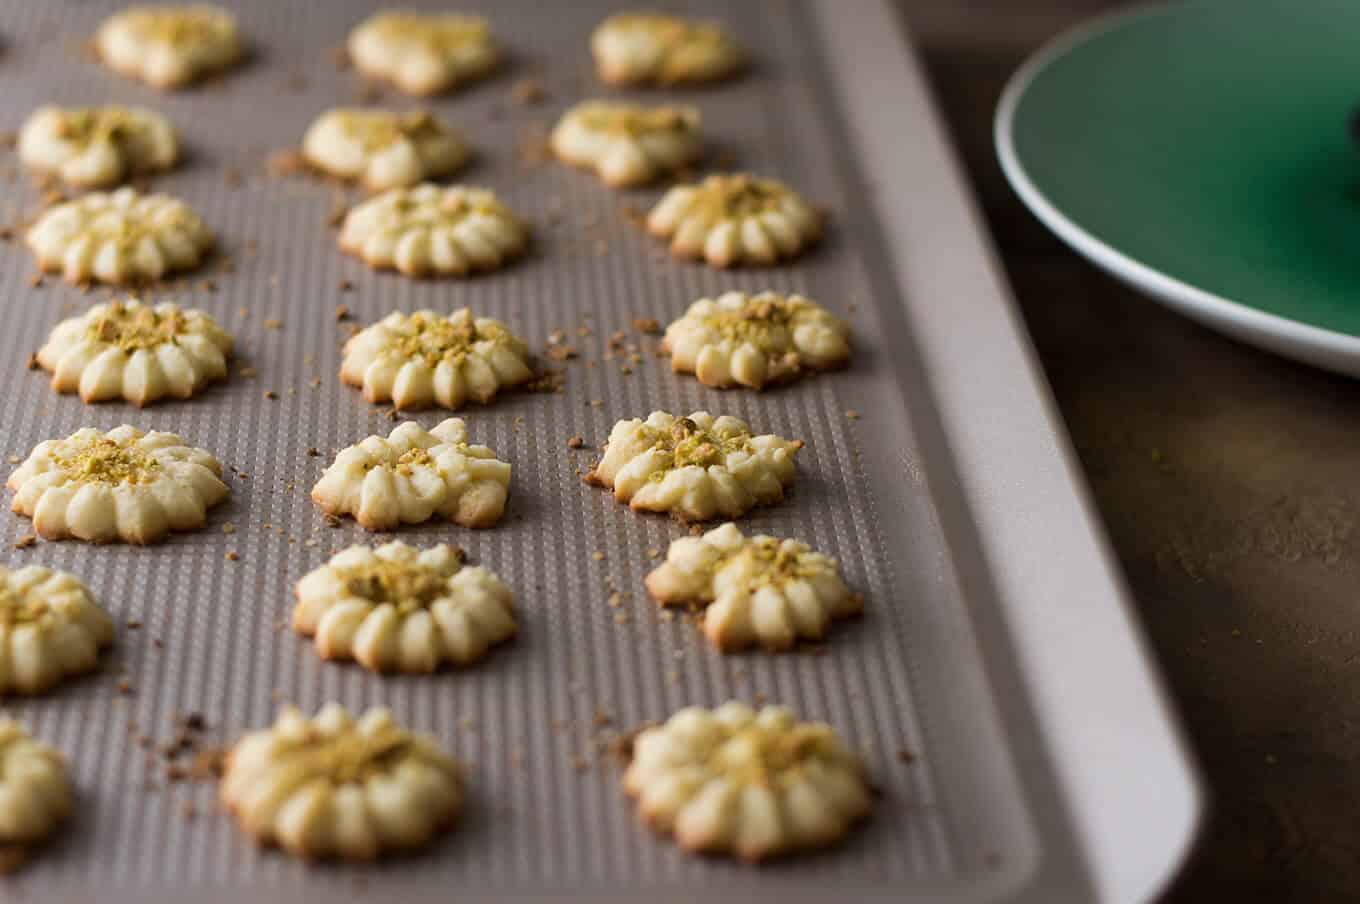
12,534 -> 36,549
632,317 -> 661,335
225,551 -> 240,561
566,435 -> 585,449
334,304 -> 351,321
510,77 -> 545,106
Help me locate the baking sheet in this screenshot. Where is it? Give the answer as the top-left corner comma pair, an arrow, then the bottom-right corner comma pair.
0,1 -> 1191,901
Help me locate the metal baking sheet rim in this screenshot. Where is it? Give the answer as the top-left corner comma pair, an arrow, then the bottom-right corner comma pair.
813,1 -> 1204,901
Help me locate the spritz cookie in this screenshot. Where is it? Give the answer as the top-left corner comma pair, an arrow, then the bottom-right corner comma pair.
586,411 -> 801,522
663,291 -> 849,390
648,173 -> 821,268
301,110 -> 470,192
94,5 -> 243,89
623,702 -> 871,862
26,188 -> 214,285
221,704 -> 463,861
0,566 -> 114,695
312,419 -> 510,531
18,105 -> 178,189
8,426 -> 229,545
0,721 -> 73,850
551,101 -> 701,188
591,13 -> 744,87
36,299 -> 233,407
341,308 -> 531,411
294,541 -> 515,674
339,183 -> 528,278
349,11 -> 499,97
646,523 -> 861,652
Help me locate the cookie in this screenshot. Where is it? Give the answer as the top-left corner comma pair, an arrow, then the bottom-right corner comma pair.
311,419 -> 510,531
341,308 -> 531,411
18,105 -> 178,189
221,704 -> 463,860
26,188 -> 214,285
551,101 -> 701,188
338,183 -> 528,278
662,291 -> 849,389
591,13 -> 744,86
36,298 -> 233,406
585,411 -> 801,522
0,721 -> 73,851
0,565 -> 114,694
647,173 -> 821,268
645,523 -> 861,651
623,702 -> 871,861
7,425 -> 229,544
348,11 -> 498,96
293,541 -> 515,673
94,4 -> 242,89
301,110 -> 469,192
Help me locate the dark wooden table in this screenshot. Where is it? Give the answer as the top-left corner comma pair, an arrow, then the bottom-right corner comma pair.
902,1 -> 1360,899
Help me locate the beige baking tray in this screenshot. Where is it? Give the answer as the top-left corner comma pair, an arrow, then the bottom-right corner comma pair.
0,1 -> 1200,901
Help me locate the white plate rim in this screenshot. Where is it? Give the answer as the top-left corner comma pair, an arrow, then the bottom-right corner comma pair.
994,2 -> 1360,378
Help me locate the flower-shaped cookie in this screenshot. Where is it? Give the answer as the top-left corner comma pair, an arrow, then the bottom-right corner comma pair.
302,110 -> 470,192
8,425 -> 229,544
18,105 -> 178,189
312,419 -> 510,531
221,704 -> 463,860
294,541 -> 515,673
348,11 -> 499,96
591,13 -> 744,86
338,183 -> 528,278
662,291 -> 849,390
646,523 -> 861,651
0,566 -> 114,695
551,101 -> 701,188
341,308 -> 531,411
586,411 -> 801,522
648,173 -> 821,268
36,299 -> 233,406
0,721 -> 73,849
623,702 -> 871,861
26,188 -> 214,285
94,4 -> 242,89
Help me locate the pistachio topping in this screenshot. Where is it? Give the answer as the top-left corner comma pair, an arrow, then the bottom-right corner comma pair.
369,13 -> 488,51
342,111 -> 443,151
143,10 -> 225,46
739,536 -> 826,584
388,314 -> 509,367
51,108 -> 137,147
648,417 -> 753,471
302,725 -> 415,784
703,299 -> 792,346
395,447 -> 436,474
0,586 -> 50,628
85,302 -> 187,351
55,438 -> 161,486
578,105 -> 693,137
335,557 -> 459,609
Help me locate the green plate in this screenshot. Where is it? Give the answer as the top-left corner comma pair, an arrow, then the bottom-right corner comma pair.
996,0 -> 1360,375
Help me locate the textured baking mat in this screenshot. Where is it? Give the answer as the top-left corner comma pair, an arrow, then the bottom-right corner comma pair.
0,0 -> 1033,899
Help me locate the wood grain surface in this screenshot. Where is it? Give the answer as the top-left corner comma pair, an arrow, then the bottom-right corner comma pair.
903,1 -> 1360,899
